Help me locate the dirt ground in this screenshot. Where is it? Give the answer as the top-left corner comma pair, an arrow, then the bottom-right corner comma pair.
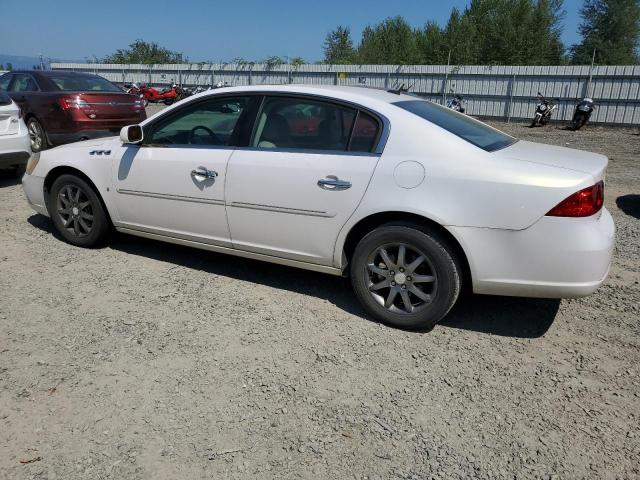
1,119 -> 639,480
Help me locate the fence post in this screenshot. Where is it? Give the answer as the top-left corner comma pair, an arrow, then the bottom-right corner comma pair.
178,67 -> 182,87
148,66 -> 152,86
507,73 -> 516,122
211,68 -> 214,87
122,67 -> 125,86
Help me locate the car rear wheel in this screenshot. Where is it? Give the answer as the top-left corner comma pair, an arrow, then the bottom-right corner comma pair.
49,174 -> 110,248
350,224 -> 461,330
27,118 -> 47,152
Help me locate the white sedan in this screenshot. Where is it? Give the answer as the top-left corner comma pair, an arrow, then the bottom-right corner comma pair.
22,85 -> 614,329
0,91 -> 31,175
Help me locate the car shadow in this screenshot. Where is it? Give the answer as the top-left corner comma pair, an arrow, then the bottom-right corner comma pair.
616,194 -> 640,219
0,168 -> 21,187
27,213 -> 560,338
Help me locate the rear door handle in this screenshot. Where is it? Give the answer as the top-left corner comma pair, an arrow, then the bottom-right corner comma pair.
317,175 -> 352,191
191,168 -> 218,179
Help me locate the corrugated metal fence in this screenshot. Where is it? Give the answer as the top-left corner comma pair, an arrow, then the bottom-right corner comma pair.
50,63 -> 640,125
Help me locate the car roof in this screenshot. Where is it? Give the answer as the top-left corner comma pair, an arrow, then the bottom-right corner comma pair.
6,70 -> 100,78
199,84 -> 417,106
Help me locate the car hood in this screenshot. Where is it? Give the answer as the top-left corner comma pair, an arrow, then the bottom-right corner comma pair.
50,136 -> 119,151
493,140 -> 607,181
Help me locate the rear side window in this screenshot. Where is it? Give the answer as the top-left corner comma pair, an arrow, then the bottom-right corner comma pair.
49,75 -> 122,92
0,74 -> 11,91
253,97 -> 357,152
394,100 -> 516,152
350,111 -> 379,153
11,74 -> 39,92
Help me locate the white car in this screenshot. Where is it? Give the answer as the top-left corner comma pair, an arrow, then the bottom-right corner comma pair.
0,92 -> 31,175
22,85 -> 614,329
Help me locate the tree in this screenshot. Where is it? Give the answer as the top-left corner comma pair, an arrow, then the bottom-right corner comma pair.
6,63 -> 12,71
102,39 -> 187,64
357,16 -> 420,64
0,64 -> 4,70
323,26 -> 356,64
571,0 -> 640,64
290,57 -> 305,67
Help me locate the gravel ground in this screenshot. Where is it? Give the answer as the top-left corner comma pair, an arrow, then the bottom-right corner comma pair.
1,119 -> 639,480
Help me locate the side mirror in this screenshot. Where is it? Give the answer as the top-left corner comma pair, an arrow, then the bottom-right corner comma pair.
120,124 -> 143,144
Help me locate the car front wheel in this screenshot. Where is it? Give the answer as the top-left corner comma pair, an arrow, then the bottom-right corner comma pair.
49,174 -> 110,247
350,224 -> 461,330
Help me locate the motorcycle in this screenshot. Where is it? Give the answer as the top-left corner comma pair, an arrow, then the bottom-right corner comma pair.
570,98 -> 595,131
446,93 -> 465,113
127,82 -> 182,107
530,92 -> 558,127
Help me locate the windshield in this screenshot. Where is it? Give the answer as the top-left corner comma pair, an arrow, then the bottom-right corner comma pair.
49,75 -> 122,92
393,99 -> 516,152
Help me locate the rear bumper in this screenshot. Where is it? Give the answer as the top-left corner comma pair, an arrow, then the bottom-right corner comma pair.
0,129 -> 31,168
449,208 -> 615,298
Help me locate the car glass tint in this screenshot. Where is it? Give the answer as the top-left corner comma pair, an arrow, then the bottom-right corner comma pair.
147,97 -> 249,146
393,99 -> 516,152
11,74 -> 38,92
0,74 -> 12,91
253,97 -> 357,151
349,111 -> 379,153
50,76 -> 122,92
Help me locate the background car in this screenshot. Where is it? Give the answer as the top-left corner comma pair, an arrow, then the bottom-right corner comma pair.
21,85 -> 614,330
0,70 -> 146,152
0,91 -> 30,176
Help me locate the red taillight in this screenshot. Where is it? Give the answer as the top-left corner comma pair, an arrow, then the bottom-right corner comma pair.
546,181 -> 604,217
57,96 -> 88,110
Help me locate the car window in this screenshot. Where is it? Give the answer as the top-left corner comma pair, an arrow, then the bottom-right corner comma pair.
393,99 -> 516,152
349,111 -> 380,152
11,74 -> 39,92
146,97 -> 249,147
49,75 -> 122,92
0,74 -> 12,91
253,97 -> 357,151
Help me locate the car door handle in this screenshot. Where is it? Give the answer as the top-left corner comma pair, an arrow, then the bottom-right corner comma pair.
317,175 -> 352,191
191,168 -> 218,179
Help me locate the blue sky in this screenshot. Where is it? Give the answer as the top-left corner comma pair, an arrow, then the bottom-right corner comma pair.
0,0 -> 583,62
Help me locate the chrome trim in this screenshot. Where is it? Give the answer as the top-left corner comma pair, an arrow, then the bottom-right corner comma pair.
116,188 -> 224,205
115,226 -> 343,276
191,168 -> 218,179
229,201 -> 334,218
317,176 -> 352,190
83,102 -> 137,106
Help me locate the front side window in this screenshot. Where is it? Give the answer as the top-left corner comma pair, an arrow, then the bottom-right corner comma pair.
394,99 -> 516,152
0,74 -> 12,91
253,97 -> 358,152
49,75 -> 121,92
11,74 -> 39,92
146,96 -> 249,147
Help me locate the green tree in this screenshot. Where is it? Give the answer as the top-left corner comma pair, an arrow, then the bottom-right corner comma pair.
357,16 -> 420,64
323,26 -> 356,64
102,39 -> 187,64
571,0 -> 640,64
290,57 -> 305,67
0,64 -> 4,70
6,63 -> 13,71
416,21 -> 448,64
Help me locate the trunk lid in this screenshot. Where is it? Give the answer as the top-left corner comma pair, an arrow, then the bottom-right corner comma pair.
0,93 -> 20,136
73,92 -> 143,120
493,140 -> 608,181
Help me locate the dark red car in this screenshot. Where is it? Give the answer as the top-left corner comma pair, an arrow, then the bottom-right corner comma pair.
0,70 -> 146,152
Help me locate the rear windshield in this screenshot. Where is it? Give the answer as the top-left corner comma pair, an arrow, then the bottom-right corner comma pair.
393,99 -> 516,152
49,75 -> 122,93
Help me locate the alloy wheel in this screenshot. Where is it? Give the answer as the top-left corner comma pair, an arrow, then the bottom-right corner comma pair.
56,184 -> 94,237
364,243 -> 437,314
28,120 -> 43,151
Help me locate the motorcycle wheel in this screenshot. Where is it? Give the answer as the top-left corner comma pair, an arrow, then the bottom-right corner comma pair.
541,116 -> 550,126
163,98 -> 175,106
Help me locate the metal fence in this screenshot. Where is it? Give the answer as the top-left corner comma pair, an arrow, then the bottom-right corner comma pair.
49,63 -> 640,125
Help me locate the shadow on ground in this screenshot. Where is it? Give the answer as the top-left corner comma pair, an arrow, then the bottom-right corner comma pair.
0,168 -> 21,188
28,213 -> 559,339
616,194 -> 640,219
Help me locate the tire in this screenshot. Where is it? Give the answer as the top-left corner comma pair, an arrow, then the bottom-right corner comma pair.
350,224 -> 461,330
48,174 -> 110,248
163,98 -> 174,105
27,117 -> 48,152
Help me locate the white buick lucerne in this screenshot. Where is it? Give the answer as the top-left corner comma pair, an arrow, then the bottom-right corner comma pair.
22,85 -> 614,329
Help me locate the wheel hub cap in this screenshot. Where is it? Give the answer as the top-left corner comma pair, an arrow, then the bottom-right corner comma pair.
394,272 -> 407,285
72,207 -> 79,216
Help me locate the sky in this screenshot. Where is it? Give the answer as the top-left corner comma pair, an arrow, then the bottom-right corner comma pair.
0,0 -> 584,62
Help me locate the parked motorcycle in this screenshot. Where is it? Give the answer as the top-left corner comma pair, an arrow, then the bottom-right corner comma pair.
127,82 -> 182,107
530,92 -> 558,127
570,98 -> 595,131
446,93 -> 465,113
